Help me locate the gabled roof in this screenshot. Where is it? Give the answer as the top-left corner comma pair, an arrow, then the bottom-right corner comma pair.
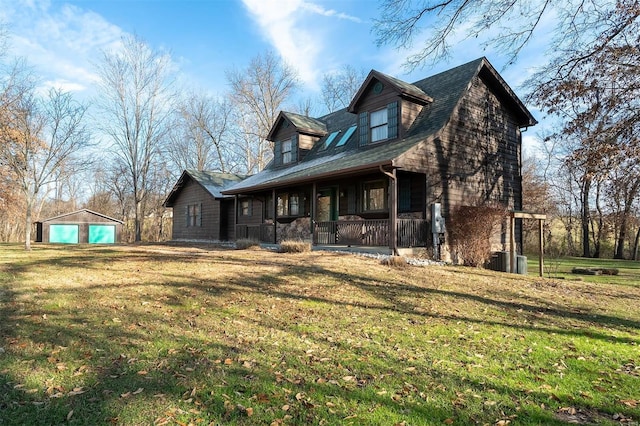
164,170 -> 246,207
266,111 -> 327,141
39,208 -> 124,224
348,69 -> 433,113
224,57 -> 536,195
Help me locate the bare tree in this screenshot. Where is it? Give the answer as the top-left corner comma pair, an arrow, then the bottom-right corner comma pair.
226,51 -> 298,173
374,0 -> 638,71
94,34 -> 175,242
0,78 -> 90,250
321,65 -> 367,113
167,92 -> 234,174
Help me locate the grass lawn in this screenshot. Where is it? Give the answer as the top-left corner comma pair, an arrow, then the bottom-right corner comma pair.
1,243 -> 638,425
528,255 -> 640,285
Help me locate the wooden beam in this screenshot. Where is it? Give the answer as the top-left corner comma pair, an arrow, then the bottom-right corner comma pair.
538,218 -> 544,277
510,215 -> 516,273
311,183 -> 317,245
272,189 -> 277,244
512,211 -> 547,220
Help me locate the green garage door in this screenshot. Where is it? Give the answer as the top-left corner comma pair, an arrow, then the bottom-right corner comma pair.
49,224 -> 79,244
89,224 -> 116,244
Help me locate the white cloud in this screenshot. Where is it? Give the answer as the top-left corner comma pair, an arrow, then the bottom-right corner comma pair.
299,2 -> 363,23
1,0 -> 122,96
241,0 -> 364,90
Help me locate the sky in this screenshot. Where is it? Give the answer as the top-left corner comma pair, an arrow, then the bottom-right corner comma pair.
0,0 -> 551,147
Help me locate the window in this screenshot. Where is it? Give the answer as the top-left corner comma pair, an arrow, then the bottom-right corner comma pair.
370,108 -> 388,142
335,125 -> 356,147
277,193 -> 304,217
187,203 -> 201,227
290,194 -> 299,215
323,131 -> 340,149
399,177 -> 411,212
240,199 -> 251,216
363,181 -> 386,211
265,194 -> 273,219
282,139 -> 292,164
277,193 -> 289,216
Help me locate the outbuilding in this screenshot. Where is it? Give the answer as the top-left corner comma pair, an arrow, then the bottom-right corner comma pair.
35,209 -> 124,244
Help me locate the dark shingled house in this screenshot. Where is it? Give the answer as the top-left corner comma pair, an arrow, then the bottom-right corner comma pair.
164,170 -> 245,242
220,57 -> 536,256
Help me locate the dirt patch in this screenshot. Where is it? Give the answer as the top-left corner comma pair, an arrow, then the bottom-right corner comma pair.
554,406 -> 634,425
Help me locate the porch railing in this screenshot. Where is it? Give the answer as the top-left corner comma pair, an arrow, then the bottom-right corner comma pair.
237,219 -> 429,247
313,219 -> 429,247
397,219 -> 429,248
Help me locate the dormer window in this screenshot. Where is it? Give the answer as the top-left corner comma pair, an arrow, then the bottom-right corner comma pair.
370,108 -> 389,142
282,139 -> 292,164
358,101 -> 399,147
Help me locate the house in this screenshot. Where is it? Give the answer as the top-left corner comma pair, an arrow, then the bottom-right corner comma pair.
222,57 -> 537,256
163,170 -> 245,241
36,209 -> 124,244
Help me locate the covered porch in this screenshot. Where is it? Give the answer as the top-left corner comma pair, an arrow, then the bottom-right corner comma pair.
234,168 -> 433,253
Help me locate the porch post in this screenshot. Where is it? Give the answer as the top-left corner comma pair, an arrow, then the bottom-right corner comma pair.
510,213 -> 516,273
234,195 -> 238,240
272,189 -> 277,244
390,169 -> 398,255
311,183 -> 317,245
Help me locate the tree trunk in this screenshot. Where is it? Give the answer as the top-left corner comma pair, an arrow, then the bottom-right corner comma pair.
633,226 -> 640,261
581,176 -> 591,258
135,199 -> 143,242
24,197 -> 32,251
614,214 -> 628,259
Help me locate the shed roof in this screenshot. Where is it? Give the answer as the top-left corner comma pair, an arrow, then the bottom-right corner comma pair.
39,209 -> 124,224
164,170 -> 246,207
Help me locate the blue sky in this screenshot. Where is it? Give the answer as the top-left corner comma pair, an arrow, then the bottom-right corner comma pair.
0,0 -> 549,147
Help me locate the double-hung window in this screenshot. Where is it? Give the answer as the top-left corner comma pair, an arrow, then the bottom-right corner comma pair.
282,140 -> 292,164
277,193 -> 302,217
370,108 -> 388,142
187,203 -> 201,227
240,200 -> 251,216
289,194 -> 300,215
363,181 -> 387,211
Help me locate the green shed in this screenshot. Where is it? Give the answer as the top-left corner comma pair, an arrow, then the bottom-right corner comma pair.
36,209 -> 124,244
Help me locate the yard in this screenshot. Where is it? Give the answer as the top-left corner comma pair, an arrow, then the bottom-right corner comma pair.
0,243 -> 638,425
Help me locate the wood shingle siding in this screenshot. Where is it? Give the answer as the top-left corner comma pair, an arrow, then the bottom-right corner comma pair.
219,57 -> 536,256
164,170 -> 244,242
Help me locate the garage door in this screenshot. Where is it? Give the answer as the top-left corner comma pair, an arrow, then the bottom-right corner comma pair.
49,224 -> 79,244
89,224 -> 116,244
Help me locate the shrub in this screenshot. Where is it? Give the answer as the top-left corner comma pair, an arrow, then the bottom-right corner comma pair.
279,240 -> 311,253
235,239 -> 260,250
381,255 -> 408,268
448,204 -> 508,267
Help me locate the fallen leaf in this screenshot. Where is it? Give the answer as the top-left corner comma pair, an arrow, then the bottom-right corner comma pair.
67,410 -> 73,420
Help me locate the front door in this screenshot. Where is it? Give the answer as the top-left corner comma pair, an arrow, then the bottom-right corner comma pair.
315,187 -> 338,244
317,187 -> 338,222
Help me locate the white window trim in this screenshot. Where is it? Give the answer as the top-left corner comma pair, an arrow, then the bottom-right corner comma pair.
370,108 -> 388,143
